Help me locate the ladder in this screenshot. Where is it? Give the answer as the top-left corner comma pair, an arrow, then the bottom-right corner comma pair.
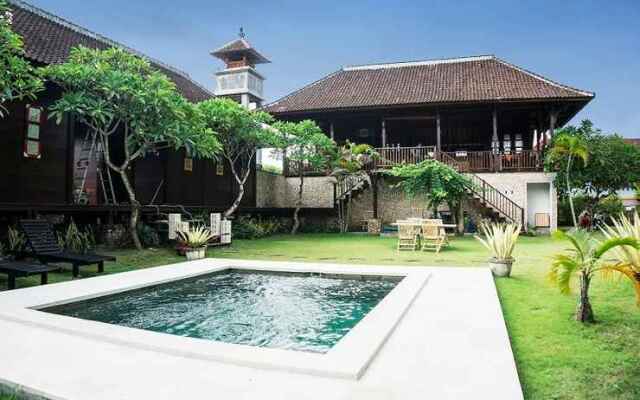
73,131 -> 117,205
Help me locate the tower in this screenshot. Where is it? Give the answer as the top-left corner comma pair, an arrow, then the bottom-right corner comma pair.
211,28 -> 270,109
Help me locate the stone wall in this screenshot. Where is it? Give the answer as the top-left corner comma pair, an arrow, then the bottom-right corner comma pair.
349,172 -> 558,232
255,170 -> 335,209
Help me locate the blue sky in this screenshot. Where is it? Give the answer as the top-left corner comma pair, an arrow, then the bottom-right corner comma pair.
29,0 -> 640,137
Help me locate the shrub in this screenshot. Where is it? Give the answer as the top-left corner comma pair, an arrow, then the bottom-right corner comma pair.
5,226 -> 26,253
232,215 -> 285,239
57,220 -> 94,254
137,223 -> 160,247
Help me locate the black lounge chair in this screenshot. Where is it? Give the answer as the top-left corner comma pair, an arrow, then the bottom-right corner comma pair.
0,259 -> 58,290
20,219 -> 116,278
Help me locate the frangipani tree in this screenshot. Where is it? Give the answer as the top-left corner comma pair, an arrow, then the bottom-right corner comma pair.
549,229 -> 639,323
42,46 -> 220,249
272,120 -> 336,234
0,0 -> 43,116
198,98 -> 277,218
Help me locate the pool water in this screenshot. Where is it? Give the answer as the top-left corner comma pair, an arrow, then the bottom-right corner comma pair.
44,270 -> 400,353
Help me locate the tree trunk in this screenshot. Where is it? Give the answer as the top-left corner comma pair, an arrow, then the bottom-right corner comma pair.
576,272 -> 595,323
456,201 -> 465,235
119,169 -> 143,250
566,155 -> 578,228
223,153 -> 254,219
291,171 -> 303,234
371,174 -> 378,219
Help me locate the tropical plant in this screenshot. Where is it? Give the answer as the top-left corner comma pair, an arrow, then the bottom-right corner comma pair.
475,222 -> 521,261
57,220 -> 94,254
176,226 -> 214,249
0,0 -> 43,117
198,98 -> 277,217
272,120 -> 337,234
600,211 -> 640,304
548,229 -> 639,323
332,142 -> 380,233
6,226 -> 25,253
546,131 -> 589,227
232,215 -> 285,239
42,47 -> 220,249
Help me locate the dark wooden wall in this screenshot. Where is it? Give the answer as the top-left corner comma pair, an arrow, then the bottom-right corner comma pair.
0,85 -> 254,211
134,149 -> 256,209
0,85 -> 72,205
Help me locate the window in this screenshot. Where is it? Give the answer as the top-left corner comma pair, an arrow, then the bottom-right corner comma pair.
24,104 -> 43,159
184,157 -> 193,172
216,163 -> 224,176
514,134 -> 523,153
503,134 -> 512,154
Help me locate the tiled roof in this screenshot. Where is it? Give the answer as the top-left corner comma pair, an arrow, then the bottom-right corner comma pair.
624,138 -> 640,147
8,0 -> 213,102
211,38 -> 270,64
265,55 -> 594,114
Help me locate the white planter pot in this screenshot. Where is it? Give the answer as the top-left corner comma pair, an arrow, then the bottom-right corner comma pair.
185,247 -> 206,260
488,257 -> 514,277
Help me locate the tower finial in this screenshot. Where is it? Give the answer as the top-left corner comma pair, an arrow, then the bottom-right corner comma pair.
239,27 -> 245,39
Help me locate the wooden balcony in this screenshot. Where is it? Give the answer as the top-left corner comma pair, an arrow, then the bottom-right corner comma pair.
373,147 -> 543,172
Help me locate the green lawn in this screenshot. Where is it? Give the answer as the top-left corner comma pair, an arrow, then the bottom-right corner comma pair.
2,234 -> 639,400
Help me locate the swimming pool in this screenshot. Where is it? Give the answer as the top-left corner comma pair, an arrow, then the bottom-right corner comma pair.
44,270 -> 400,353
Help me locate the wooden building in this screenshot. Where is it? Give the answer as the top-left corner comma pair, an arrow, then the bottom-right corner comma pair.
0,0 -> 255,222
265,56 -> 595,230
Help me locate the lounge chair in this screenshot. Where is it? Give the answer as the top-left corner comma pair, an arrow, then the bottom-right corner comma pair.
0,259 -> 58,290
397,223 -> 420,251
421,222 -> 446,254
20,219 -> 116,278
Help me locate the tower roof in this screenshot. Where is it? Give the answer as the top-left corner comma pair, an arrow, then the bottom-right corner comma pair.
211,38 -> 270,65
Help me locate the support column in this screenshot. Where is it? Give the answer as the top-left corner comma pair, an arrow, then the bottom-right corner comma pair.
436,112 -> 442,152
381,119 -> 387,147
492,107 -> 500,171
372,174 -> 378,219
547,109 -> 558,148
329,122 -> 335,140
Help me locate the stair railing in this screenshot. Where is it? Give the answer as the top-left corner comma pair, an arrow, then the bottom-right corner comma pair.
335,173 -> 369,202
437,152 -> 525,226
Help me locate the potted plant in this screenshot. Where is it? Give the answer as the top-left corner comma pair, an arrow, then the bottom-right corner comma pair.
475,221 -> 521,277
176,226 -> 214,260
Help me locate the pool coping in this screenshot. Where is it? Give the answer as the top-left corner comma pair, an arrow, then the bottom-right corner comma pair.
0,259 -> 430,380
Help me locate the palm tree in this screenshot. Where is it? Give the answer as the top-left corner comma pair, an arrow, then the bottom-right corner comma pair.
549,229 -> 639,323
601,211 -> 640,305
549,134 -> 589,228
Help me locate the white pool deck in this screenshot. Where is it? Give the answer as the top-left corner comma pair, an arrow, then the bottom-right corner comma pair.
0,259 -> 523,400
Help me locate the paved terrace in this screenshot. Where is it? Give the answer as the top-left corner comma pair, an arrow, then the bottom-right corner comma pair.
0,260 -> 522,400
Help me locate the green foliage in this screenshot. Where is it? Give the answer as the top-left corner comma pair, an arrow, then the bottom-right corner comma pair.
57,220 -> 95,254
198,98 -> 277,216
558,194 -> 624,227
41,46 -> 220,161
545,120 -> 640,204
475,222 -> 521,261
5,226 -> 25,253
332,141 -> 379,175
137,223 -> 160,247
176,226 -> 213,248
0,0 -> 43,117
272,119 -> 337,175
41,46 -> 221,249
232,215 -> 285,239
386,159 -> 471,212
549,229 -> 639,321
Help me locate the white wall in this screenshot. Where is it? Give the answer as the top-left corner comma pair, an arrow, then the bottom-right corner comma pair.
527,183 -> 552,229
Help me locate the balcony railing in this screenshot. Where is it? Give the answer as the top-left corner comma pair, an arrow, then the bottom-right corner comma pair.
374,147 -> 542,172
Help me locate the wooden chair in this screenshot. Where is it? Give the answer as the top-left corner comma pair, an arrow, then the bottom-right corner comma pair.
20,219 -> 116,278
0,260 -> 58,290
421,223 -> 446,254
397,224 -> 420,251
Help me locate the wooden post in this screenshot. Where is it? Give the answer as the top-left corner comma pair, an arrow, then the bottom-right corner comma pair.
381,119 -> 387,147
492,107 -> 499,171
547,109 -> 558,148
329,122 -> 335,140
436,112 -> 442,152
